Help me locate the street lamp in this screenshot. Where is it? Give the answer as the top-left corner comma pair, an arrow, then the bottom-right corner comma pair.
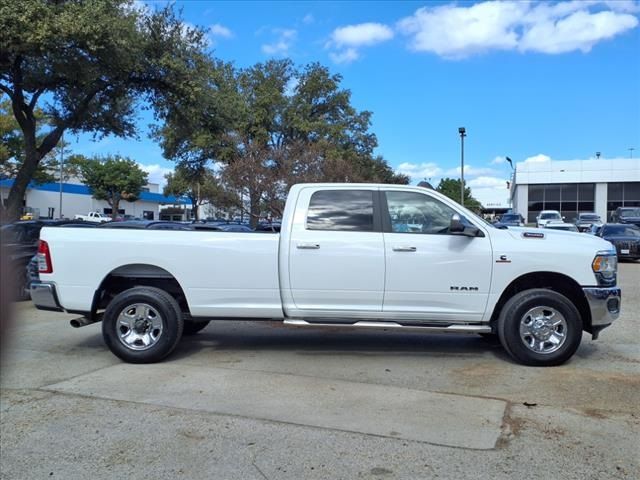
629,147 -> 635,159
458,127 -> 466,206
58,132 -> 64,219
596,151 -> 601,159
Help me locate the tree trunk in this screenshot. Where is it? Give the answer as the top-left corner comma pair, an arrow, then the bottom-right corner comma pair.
249,189 -> 261,229
4,136 -> 39,222
111,198 -> 120,220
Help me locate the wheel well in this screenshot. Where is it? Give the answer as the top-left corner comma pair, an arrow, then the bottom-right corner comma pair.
94,264 -> 190,315
489,272 -> 592,333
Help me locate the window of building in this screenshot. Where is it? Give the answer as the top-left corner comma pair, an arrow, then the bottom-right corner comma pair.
607,182 -> 640,220
527,183 -> 595,223
143,211 -> 154,220
306,190 -> 374,231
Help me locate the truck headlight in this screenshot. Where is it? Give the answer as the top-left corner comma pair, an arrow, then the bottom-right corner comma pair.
592,251 -> 617,286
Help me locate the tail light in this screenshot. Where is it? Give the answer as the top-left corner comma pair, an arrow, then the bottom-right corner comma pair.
37,240 -> 53,273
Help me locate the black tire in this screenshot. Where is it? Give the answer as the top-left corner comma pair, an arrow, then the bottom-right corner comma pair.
497,288 -> 582,366
183,320 -> 210,335
102,287 -> 184,363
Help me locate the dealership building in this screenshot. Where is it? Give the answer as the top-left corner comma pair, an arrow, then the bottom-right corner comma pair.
510,158 -> 640,224
0,178 -> 189,220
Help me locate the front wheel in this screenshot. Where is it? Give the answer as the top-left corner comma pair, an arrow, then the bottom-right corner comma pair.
102,287 -> 184,363
497,289 -> 582,366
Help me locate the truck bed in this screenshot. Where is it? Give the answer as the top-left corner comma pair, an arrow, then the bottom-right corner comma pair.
39,227 -> 283,318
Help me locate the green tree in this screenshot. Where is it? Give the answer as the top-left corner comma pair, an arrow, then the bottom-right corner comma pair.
0,0 -> 212,220
157,60 -> 407,227
79,156 -> 148,220
164,165 -> 237,221
436,177 -> 483,211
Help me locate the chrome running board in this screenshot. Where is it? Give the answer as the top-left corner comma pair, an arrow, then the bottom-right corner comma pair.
283,319 -> 491,333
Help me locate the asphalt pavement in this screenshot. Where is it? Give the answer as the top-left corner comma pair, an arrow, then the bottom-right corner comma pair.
1,263 -> 639,479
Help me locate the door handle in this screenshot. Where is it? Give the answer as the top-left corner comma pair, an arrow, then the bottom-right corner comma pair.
392,246 -> 417,252
297,243 -> 320,249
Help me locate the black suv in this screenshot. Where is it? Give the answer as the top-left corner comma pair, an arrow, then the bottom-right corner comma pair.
612,207 -> 640,227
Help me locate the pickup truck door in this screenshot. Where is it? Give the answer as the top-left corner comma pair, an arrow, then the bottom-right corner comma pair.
287,188 -> 385,314
381,189 -> 492,322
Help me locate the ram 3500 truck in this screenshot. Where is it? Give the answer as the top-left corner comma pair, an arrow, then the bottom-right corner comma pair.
31,184 -> 621,366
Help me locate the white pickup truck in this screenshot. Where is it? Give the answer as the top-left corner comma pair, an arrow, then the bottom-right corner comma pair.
32,183 -> 621,366
73,211 -> 112,223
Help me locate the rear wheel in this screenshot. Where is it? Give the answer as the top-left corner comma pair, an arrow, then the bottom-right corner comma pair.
102,287 -> 183,363
497,289 -> 582,366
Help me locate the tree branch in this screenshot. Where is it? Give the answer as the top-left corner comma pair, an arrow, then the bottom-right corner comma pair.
28,88 -> 45,111
0,82 -> 14,100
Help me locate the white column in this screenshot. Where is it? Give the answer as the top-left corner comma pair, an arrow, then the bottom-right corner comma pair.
515,184 -> 528,220
595,183 -> 607,221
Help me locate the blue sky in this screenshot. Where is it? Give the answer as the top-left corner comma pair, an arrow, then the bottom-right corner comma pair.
71,0 -> 640,205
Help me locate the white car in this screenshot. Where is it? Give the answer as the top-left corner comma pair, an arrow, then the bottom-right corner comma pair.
32,183 -> 621,367
543,222 -> 579,233
536,210 -> 563,228
73,211 -> 112,223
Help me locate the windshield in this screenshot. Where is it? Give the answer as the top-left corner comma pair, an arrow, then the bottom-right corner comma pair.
603,225 -> 640,237
579,214 -> 600,221
540,212 -> 561,219
619,208 -> 640,217
501,214 -> 520,221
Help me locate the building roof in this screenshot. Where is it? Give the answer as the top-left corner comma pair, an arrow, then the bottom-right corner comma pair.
0,179 -> 190,205
514,158 -> 640,185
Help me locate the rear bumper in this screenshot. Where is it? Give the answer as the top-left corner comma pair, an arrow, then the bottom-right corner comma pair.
30,282 -> 64,312
582,287 -> 621,330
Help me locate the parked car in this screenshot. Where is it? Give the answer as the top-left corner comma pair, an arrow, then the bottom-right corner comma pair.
575,213 -> 603,232
611,207 -> 640,227
543,222 -> 579,233
215,223 -> 253,232
597,224 -> 640,260
74,211 -> 111,223
31,183 -> 621,367
494,213 -> 525,228
98,220 -> 191,230
536,210 -> 563,228
255,222 -> 282,232
587,224 -> 603,236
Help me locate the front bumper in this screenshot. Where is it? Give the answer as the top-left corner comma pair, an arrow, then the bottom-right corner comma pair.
582,286 -> 621,336
30,282 -> 64,312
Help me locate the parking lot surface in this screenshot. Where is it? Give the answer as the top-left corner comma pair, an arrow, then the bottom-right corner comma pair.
1,263 -> 639,479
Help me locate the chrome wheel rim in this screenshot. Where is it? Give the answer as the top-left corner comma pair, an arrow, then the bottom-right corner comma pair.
117,303 -> 163,351
519,306 -> 567,355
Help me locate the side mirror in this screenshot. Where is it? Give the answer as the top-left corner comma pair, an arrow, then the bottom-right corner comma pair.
450,214 -> 465,233
449,214 -> 482,237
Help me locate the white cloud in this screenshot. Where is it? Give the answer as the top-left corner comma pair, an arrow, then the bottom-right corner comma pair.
302,14 -> 314,25
327,22 -> 393,64
396,162 -> 443,180
397,1 -> 638,59
445,165 -> 501,177
329,48 -> 360,64
209,23 -> 233,39
138,163 -> 173,187
522,153 -> 551,164
262,29 -> 297,56
330,23 -> 394,47
467,176 -> 508,188
491,156 -> 507,164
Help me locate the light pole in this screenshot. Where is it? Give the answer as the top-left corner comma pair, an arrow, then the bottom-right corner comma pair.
629,147 -> 635,159
58,132 -> 64,219
458,127 -> 466,206
596,151 -> 601,159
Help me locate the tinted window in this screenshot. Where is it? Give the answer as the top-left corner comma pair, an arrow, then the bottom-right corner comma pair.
385,191 -> 457,234
602,225 -> 640,237
501,214 -> 520,221
540,212 -> 561,219
306,190 -> 374,231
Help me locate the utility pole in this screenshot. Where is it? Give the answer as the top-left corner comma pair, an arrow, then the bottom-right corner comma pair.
458,127 -> 466,206
58,132 -> 64,219
629,147 -> 635,159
